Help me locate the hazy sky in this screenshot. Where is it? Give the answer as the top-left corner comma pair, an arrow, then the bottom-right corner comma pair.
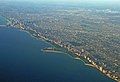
2,0 -> 120,3
1,0 -> 120,5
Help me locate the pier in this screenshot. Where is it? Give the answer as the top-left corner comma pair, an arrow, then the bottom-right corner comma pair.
0,25 -> 6,27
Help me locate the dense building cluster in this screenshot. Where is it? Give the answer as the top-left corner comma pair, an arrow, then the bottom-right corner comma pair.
0,2 -> 120,81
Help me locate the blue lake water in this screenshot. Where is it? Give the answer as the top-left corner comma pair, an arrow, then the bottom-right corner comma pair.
0,17 -> 116,82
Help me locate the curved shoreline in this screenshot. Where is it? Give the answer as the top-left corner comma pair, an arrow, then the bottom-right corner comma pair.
21,28 -> 120,82
3,16 -> 120,82
6,26 -> 120,82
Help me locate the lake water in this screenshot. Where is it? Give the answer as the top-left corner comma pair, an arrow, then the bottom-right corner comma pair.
0,16 -> 116,82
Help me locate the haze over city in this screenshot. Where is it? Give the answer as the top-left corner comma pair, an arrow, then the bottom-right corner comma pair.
0,0 -> 120,82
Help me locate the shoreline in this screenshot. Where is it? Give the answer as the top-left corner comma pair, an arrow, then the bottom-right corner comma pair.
3,16 -> 120,82
15,27 -> 120,82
